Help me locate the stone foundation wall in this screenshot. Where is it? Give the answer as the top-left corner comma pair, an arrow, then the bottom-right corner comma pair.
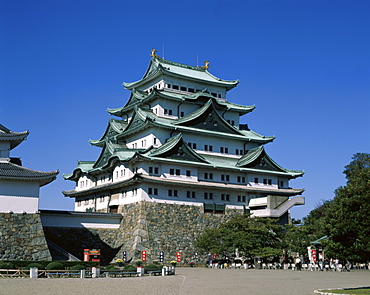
0,213 -> 51,260
0,202 -> 245,264
117,202 -> 244,263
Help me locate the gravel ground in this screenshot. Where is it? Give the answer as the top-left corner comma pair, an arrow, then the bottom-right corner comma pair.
1,268 -> 369,295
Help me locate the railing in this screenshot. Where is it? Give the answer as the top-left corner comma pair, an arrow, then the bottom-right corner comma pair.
47,239 -> 81,261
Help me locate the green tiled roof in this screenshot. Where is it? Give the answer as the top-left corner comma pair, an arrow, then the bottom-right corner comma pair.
108,88 -> 255,117
123,57 -> 239,91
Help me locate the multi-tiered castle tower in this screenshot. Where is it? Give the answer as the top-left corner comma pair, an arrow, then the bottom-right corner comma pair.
63,52 -> 304,260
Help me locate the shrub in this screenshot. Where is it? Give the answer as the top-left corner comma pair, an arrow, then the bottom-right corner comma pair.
0,262 -> 14,269
70,264 -> 85,270
123,265 -> 136,272
46,262 -> 64,270
145,264 -> 159,270
25,263 -> 43,270
135,260 -> 143,267
105,265 -> 116,270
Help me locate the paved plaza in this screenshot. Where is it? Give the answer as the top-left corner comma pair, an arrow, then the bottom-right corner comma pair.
1,268 -> 369,295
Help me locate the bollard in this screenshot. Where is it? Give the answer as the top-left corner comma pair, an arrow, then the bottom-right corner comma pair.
29,267 -> 38,279
80,269 -> 86,278
92,267 -> 100,278
137,267 -> 144,277
162,266 -> 166,276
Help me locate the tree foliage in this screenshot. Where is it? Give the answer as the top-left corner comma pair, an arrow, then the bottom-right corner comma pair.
323,153 -> 370,261
195,214 -> 285,260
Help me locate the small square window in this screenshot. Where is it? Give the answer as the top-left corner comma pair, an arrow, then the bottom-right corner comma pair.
186,170 -> 191,177
263,179 -> 267,185
148,188 -> 153,194
170,169 -> 175,175
268,179 -> 272,185
169,109 -> 173,115
254,178 -> 259,184
180,111 -> 184,117
175,169 -> 180,176
180,86 -> 187,91
154,188 -> 158,195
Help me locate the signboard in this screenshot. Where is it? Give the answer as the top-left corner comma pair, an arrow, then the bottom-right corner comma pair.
176,251 -> 181,262
312,249 -> 317,262
142,250 -> 147,261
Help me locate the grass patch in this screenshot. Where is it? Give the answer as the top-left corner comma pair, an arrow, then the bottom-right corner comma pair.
320,287 -> 370,294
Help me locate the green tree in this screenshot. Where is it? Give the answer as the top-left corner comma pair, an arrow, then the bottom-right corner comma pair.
324,153 -> 370,261
195,214 -> 285,260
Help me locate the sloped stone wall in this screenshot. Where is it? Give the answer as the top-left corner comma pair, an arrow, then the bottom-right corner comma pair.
0,213 -> 51,260
117,202 -> 243,263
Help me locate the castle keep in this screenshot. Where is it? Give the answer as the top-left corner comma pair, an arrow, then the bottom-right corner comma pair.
61,53 -> 304,261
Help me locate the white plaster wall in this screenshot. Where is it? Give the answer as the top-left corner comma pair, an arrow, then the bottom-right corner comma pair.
0,179 -> 40,197
40,214 -> 121,229
0,142 -> 10,158
0,195 -> 39,213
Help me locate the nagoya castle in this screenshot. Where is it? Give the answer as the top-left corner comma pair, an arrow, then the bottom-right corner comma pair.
62,50 -> 305,261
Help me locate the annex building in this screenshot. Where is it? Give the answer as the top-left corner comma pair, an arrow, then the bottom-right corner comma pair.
63,51 -> 304,224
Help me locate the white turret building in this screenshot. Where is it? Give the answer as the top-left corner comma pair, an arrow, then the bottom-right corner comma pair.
0,125 -> 58,213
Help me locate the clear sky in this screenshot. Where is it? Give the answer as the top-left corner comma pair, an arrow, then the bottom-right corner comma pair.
1,0 -> 369,220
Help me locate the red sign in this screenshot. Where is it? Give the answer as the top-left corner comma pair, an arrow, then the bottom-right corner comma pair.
212,253 -> 217,260
176,252 -> 181,262
312,249 -> 317,262
142,251 -> 147,261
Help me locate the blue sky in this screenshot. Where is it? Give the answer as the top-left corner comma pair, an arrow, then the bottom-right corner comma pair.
1,0 -> 369,220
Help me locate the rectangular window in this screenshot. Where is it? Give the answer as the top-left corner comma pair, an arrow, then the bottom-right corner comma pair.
170,169 -> 175,175
237,176 -> 241,182
172,85 -> 179,90
133,188 -> 137,196
148,188 -> 153,194
209,193 -> 213,200
268,179 -> 272,185
209,145 -> 213,152
204,192 -> 208,200
154,138 -> 157,144
242,196 -> 246,202
221,174 -> 225,181
176,169 -> 180,176
225,147 -> 228,154
211,92 -> 217,97
254,177 -> 259,184
188,88 -> 195,93
154,167 -> 159,174
193,143 -> 197,149
154,188 -> 158,195
279,180 -> 284,187
169,109 -> 173,115
168,189 -> 172,197
149,167 -> 153,174
238,195 -> 241,202
236,149 -> 239,155
174,190 -> 178,197
220,147 -> 224,153
226,175 -> 230,182
164,109 -> 168,115
186,170 -> 191,177
209,173 -> 213,180
192,191 -> 196,198
204,173 -> 208,179
187,191 -> 191,198
221,194 -> 225,201
204,144 -> 208,151
226,194 -> 230,201
263,179 -> 267,185
242,176 -> 245,183
180,86 -> 187,91
231,120 -> 235,126
180,111 -> 184,117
